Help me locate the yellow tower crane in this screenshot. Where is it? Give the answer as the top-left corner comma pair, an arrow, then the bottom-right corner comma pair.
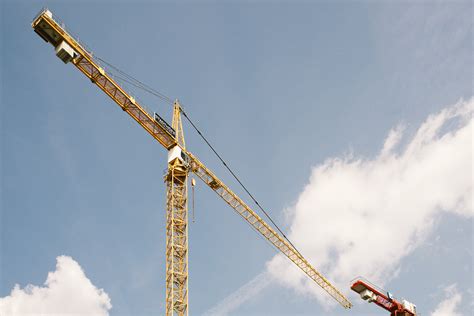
32,8 -> 352,315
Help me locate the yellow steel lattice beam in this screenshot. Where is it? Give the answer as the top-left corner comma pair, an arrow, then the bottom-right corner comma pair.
186,151 -> 352,309
165,158 -> 189,316
31,9 -> 177,150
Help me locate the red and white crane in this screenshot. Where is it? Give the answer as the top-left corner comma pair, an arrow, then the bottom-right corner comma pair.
351,278 -> 417,316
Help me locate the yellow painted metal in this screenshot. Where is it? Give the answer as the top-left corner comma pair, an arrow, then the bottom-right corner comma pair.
31,9 -> 177,150
172,101 -> 186,149
164,102 -> 189,316
165,158 -> 189,316
186,151 -> 353,309
32,8 -> 352,311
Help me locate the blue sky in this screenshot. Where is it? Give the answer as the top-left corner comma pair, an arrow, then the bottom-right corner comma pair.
1,1 -> 472,316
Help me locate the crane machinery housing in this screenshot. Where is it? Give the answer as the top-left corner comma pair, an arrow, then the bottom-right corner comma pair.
351,278 -> 417,316
32,8 -> 352,315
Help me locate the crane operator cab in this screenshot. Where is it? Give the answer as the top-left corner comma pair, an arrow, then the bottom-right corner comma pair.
168,145 -> 189,168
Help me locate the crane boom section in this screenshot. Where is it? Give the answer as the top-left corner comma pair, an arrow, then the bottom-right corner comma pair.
31,9 -> 177,150
186,151 -> 352,309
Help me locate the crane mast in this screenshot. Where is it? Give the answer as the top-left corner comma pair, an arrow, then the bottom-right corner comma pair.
165,102 -> 189,314
32,8 -> 352,314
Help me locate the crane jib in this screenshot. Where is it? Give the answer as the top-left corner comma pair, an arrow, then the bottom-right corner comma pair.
31,9 -> 177,150
186,151 -> 353,309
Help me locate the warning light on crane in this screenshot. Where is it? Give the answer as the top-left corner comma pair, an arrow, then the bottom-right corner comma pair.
351,277 -> 417,316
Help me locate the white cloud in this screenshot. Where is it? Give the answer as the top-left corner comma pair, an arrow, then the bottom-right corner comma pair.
431,284 -> 462,316
203,272 -> 272,316
0,256 -> 112,316
267,98 -> 473,306
203,98 -> 473,314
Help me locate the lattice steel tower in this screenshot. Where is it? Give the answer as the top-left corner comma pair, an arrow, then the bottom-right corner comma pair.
165,102 -> 189,315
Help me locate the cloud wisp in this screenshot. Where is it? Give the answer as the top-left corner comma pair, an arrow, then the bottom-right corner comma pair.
202,272 -> 272,316
0,256 -> 112,316
267,97 -> 473,306
430,284 -> 463,316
